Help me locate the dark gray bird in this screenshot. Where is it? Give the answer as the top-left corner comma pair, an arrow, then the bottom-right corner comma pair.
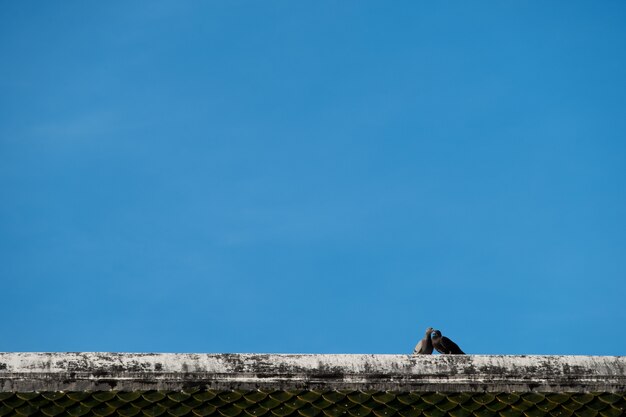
431,329 -> 465,354
412,327 -> 434,354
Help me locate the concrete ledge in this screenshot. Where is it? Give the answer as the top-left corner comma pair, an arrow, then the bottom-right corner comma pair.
1,353 -> 625,392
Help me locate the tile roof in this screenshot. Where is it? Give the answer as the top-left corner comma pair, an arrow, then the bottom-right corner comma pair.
1,353 -> 625,417
1,389 -> 625,417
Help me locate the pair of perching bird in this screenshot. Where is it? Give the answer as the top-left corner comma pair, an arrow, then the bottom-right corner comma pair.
413,327 -> 465,355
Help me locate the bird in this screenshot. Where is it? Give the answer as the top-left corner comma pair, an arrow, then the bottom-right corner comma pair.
413,327 -> 434,354
431,329 -> 465,354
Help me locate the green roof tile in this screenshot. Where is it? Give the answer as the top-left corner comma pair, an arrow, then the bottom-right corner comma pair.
0,390 -> 624,417
448,406 -> 474,417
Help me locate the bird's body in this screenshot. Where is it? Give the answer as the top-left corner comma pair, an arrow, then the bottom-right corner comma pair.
431,330 -> 464,354
413,327 -> 434,354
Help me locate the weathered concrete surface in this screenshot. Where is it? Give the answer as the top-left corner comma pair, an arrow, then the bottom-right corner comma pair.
1,353 -> 625,392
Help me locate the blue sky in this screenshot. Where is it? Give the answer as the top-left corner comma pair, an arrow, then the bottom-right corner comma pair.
1,2 -> 625,356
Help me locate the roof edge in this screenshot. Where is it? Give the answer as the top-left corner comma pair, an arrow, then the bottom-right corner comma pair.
1,353 -> 625,392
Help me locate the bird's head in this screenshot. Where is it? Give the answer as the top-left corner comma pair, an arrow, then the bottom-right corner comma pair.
431,330 -> 442,339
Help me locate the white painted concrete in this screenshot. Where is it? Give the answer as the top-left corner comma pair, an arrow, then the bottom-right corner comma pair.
1,353 -> 625,392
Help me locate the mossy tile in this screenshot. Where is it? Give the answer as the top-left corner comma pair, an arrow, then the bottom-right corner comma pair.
421,406 -> 447,417
41,404 -> 67,417
421,394 -> 446,406
598,406 -> 624,417
91,392 -> 117,402
434,400 -> 455,412
92,404 -> 118,417
67,392 -> 92,402
234,398 -> 258,410
334,401 -> 355,411
67,404 -> 93,417
271,404 -> 298,417
168,392 -> 192,403
219,404 -> 243,417
560,401 -> 584,412
143,392 -> 167,403
182,388 -> 201,395
23,391 -> 47,404
347,393 -> 372,405
131,397 -> 153,409
371,393 -> 396,405
245,407 -> 270,417
535,401 -> 559,413
521,408 -> 547,417
118,405 -> 142,417
15,404 -> 39,417
298,393 -> 323,403
545,395 -> 570,405
447,393 -> 472,405
572,409 -> 598,417
458,400 -> 482,412
410,401 -> 433,412
80,396 -> 104,408
362,399 -> 381,411
322,406 -> 348,417
284,398 -> 308,409
297,406 -> 321,417
473,408 -> 500,417
3,397 -> 25,408
269,392 -> 293,403
521,395 -> 545,405
220,392 -> 244,403
104,397 -> 127,409
498,410 -> 524,417
372,407 -> 396,417
15,393 -> 39,401
117,392 -> 144,402
0,405 -> 13,417
611,399 -> 626,413
383,399 -> 409,412
585,398 -> 609,412
396,407 -> 421,417
193,392 -> 218,402
182,397 -> 203,409
312,398 -> 333,410
209,397 -> 231,408
53,396 -> 78,408
347,404 -> 372,417
143,403 -> 168,417
570,395 -> 594,405
472,394 -> 496,406
447,406 -> 473,417
322,392 -> 347,403
514,400 -> 539,412
188,404 -> 216,416
259,397 -> 282,410
245,392 -> 269,403
396,393 -> 422,406
159,398 -> 179,410
598,395 -> 621,405
26,395 -> 51,408
167,404 -> 191,417
547,409 -> 573,417
0,393 -> 15,402
496,394 -> 521,406
192,405 -> 218,417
